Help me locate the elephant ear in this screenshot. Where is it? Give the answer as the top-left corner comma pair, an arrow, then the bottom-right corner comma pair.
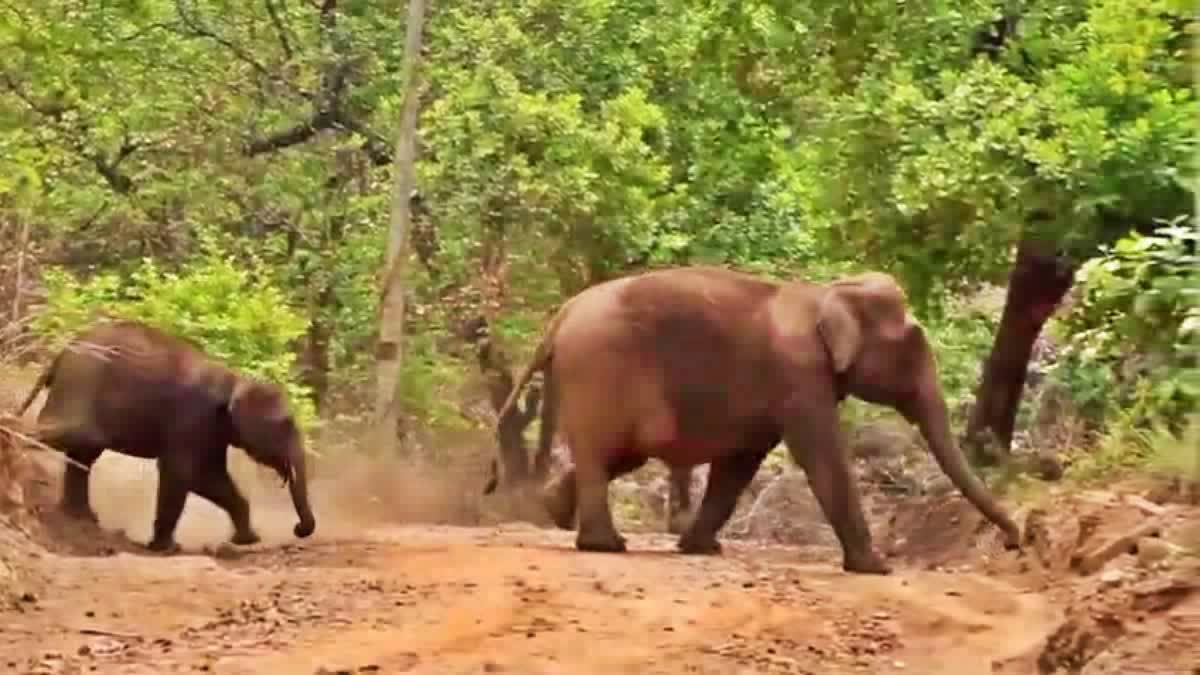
816,291 -> 862,374
227,379 -> 287,449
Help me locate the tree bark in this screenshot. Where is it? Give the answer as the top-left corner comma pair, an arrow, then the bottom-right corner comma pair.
464,317 -> 540,487
371,0 -> 426,454
299,246 -> 339,413
10,213 -> 30,322
966,235 -> 1077,461
300,300 -> 333,411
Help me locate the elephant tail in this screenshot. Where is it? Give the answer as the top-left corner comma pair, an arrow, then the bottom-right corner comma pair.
494,296 -> 577,427
483,300 -> 574,495
16,350 -> 62,416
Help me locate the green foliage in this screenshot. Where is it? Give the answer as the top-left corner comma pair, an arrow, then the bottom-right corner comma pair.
2,0 -> 1195,453
922,297 -> 998,416
30,244 -> 318,430
1048,220 -> 1199,429
1065,414 -> 1200,485
802,0 -> 1194,310
396,327 -> 474,435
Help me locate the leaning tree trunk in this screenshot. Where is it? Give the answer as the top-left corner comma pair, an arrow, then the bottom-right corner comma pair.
966,236 -> 1077,462
372,0 -> 426,454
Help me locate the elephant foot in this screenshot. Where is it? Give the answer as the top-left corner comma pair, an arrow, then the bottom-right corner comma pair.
144,538 -> 181,555
231,529 -> 262,546
548,508 -> 575,531
542,488 -> 576,531
576,529 -> 627,553
676,534 -> 722,555
842,550 -> 892,575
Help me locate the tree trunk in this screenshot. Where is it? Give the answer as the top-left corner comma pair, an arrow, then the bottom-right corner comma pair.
10,214 -> 30,322
300,277 -> 336,413
466,318 -> 539,487
371,0 -> 426,454
966,236 -> 1077,462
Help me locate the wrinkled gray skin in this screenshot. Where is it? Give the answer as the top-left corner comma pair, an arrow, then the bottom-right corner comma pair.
17,320 -> 316,553
486,266 -> 1021,574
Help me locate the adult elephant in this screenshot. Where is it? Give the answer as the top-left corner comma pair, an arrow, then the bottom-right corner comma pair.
16,319 -> 316,553
485,265 -> 1020,574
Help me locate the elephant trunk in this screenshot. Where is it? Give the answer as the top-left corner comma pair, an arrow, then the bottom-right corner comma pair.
288,445 -> 316,538
912,376 -> 1021,548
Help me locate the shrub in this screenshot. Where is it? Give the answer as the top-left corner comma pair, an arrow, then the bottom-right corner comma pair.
30,245 -> 318,430
1047,219 -> 1199,433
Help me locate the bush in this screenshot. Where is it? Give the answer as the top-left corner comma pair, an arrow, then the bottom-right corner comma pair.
923,297 -> 998,418
1047,219 -> 1199,433
30,246 -> 318,430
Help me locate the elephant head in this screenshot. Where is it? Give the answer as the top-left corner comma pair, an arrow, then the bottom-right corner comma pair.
814,272 -> 1021,547
227,379 -> 316,539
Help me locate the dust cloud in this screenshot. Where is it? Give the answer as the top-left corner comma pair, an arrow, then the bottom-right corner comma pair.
5,368 -> 545,554
18,433 -> 535,553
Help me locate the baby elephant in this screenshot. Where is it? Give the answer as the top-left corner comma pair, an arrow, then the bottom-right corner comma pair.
17,319 -> 316,553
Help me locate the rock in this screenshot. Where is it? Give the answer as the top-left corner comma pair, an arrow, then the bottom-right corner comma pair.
1098,568 -> 1125,588
1024,507 -> 1082,571
1034,453 -> 1064,481
1130,576 -> 1198,613
1124,495 -> 1168,516
211,543 -> 241,560
849,423 -> 915,460
922,475 -> 955,497
1135,537 -> 1173,567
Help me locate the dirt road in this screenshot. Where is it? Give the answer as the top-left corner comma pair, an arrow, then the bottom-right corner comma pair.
3,517 -> 1065,675
1,415 -> 1196,674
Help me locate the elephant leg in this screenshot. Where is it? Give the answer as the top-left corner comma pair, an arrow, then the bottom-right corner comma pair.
784,411 -> 890,575
574,453 -> 646,553
677,450 -> 767,555
146,458 -> 188,553
192,461 -> 259,546
542,468 -> 578,530
60,446 -> 103,522
666,465 -> 694,535
34,421 -> 104,522
543,453 -> 646,532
